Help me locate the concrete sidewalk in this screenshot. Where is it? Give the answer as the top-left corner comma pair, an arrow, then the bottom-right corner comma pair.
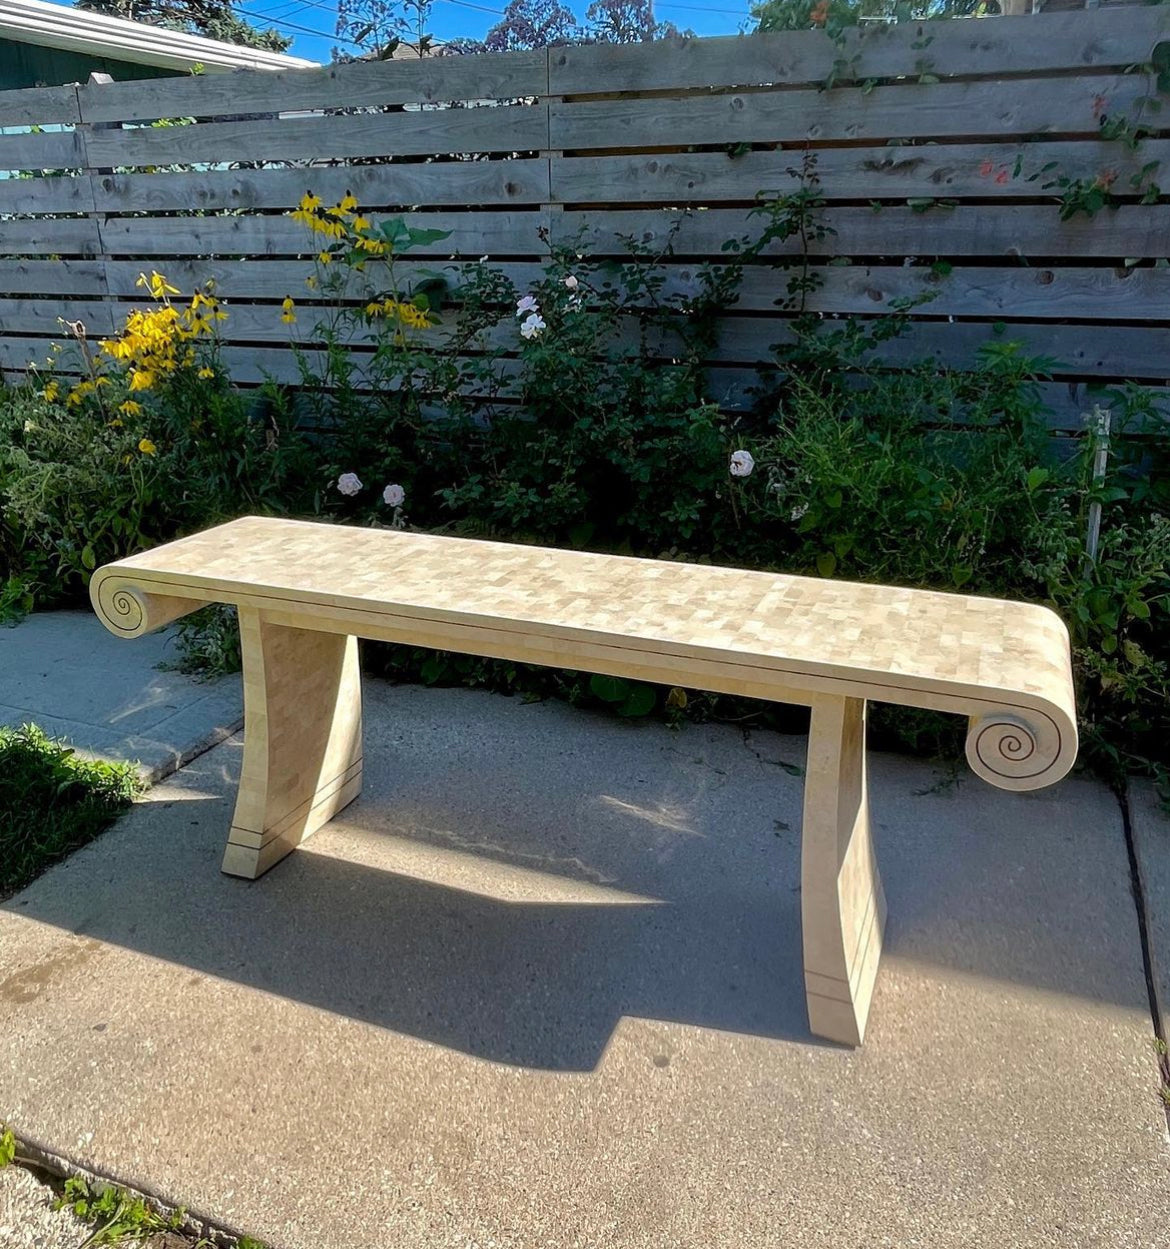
0,609 -> 242,781
0,683 -> 1165,1248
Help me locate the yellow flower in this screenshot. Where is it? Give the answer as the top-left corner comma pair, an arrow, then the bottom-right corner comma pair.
42,380 -> 59,403
129,370 -> 154,391
365,300 -> 384,318
281,295 -> 297,325
138,438 -> 157,455
136,270 -> 179,299
352,215 -> 371,232
119,400 -> 142,416
317,250 -> 332,265
298,191 -> 322,212
109,417 -> 124,428
328,191 -> 358,218
305,275 -> 317,290
197,366 -> 215,379
397,302 -> 431,330
357,237 -> 387,255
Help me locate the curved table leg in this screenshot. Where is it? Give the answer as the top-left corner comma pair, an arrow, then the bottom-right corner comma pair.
801,694 -> 886,1046
222,608 -> 363,880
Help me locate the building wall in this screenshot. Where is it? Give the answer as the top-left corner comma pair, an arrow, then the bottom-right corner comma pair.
0,37 -> 175,90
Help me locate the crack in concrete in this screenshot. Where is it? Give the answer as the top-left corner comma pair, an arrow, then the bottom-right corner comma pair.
1116,781 -> 1170,1139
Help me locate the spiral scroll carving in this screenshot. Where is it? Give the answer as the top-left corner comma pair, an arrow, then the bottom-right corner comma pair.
93,579 -> 149,636
965,710 -> 1069,792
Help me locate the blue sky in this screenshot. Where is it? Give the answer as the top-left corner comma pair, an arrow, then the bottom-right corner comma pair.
235,0 -> 751,64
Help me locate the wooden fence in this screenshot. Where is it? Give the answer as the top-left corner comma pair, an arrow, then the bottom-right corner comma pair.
1,7 -> 1169,431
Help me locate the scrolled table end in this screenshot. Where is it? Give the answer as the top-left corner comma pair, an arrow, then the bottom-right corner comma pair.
90,570 -> 201,639
965,707 -> 1077,793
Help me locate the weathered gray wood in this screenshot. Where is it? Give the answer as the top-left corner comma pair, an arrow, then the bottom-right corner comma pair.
77,50 -> 548,125
3,15 -> 1169,403
0,173 -> 95,215
86,102 -> 549,168
551,140 -> 1170,204
0,297 -> 115,336
78,203 -> 1170,263
784,263 -> 1170,321
0,84 -> 81,127
88,159 -> 551,212
98,257 -> 475,297
554,205 -> 1170,260
550,9 -> 1170,93
98,209 -> 549,258
0,216 -> 102,256
67,255 -> 1170,324
551,74 -> 1146,150
0,129 -> 84,172
0,259 -> 107,297
702,315 -> 1170,378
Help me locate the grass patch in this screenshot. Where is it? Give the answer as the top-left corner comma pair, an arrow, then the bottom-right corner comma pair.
0,724 -> 140,897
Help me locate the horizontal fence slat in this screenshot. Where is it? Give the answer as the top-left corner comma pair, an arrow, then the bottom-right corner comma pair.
0,173 -> 94,215
97,209 -> 551,258
0,297 -> 115,336
76,50 -> 548,125
63,202 -> 1170,263
88,159 -> 551,213
550,10 -> 1170,93
554,204 -> 1170,259
0,259 -> 107,297
552,140 -> 1170,204
0,217 -> 102,257
0,84 -> 81,127
86,102 -> 549,168
0,129 -> 83,172
18,253 -> 1167,321
551,74 -> 1148,150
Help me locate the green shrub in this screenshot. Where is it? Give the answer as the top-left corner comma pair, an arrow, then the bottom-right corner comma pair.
3,196 -> 1167,783
0,281 -> 315,618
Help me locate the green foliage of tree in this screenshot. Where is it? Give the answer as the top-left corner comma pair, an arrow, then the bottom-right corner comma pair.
77,0 -> 292,53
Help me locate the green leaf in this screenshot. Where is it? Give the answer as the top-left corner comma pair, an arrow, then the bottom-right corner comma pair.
590,673 -> 629,703
567,521 -> 595,548
824,489 -> 843,509
405,225 -> 454,247
1025,467 -> 1049,493
951,564 -> 973,588
618,685 -> 656,717
419,655 -> 447,685
80,544 -> 96,571
0,1128 -> 15,1168
816,551 -> 837,578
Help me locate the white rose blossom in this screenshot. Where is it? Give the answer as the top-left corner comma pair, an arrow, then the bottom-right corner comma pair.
729,450 -> 755,479
563,275 -> 579,290
516,294 -> 539,317
520,312 -> 546,340
382,483 -> 405,508
337,472 -> 363,496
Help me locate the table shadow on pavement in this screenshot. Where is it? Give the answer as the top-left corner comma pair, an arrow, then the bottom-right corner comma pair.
0,685 -> 1147,1070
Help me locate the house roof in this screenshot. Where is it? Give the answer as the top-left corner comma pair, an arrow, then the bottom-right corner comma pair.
0,0 -> 319,73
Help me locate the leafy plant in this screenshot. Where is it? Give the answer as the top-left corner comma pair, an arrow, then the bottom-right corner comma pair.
55,1176 -> 183,1246
0,725 -> 140,897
